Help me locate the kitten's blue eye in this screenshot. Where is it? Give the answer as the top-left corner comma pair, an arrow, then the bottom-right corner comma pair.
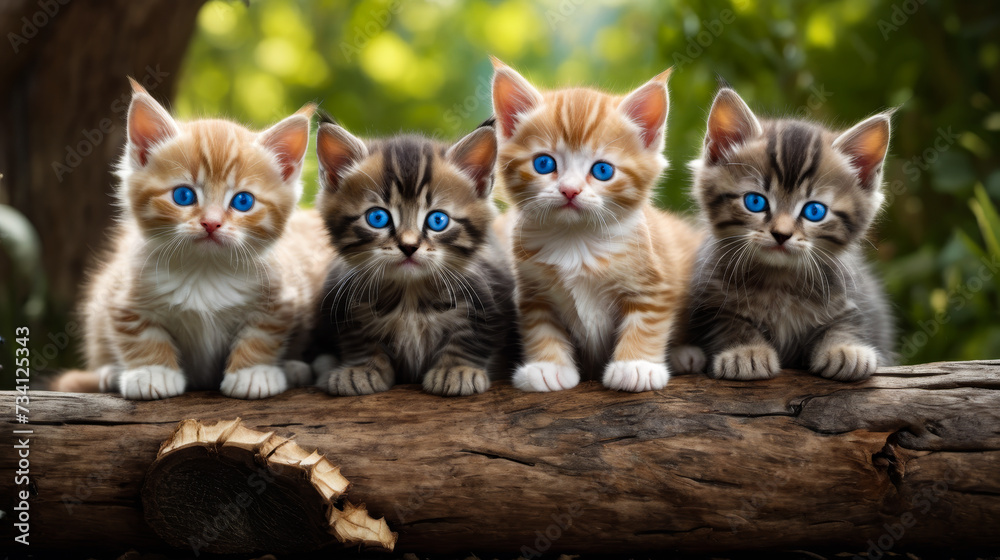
802,201 -> 828,222
743,193 -> 768,213
426,211 -> 450,232
533,154 -> 556,174
366,208 -> 391,229
172,186 -> 196,207
590,162 -> 615,181
230,192 -> 255,212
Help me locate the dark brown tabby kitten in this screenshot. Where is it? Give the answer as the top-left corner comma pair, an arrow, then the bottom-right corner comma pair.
679,87 -> 895,381
312,118 -> 517,396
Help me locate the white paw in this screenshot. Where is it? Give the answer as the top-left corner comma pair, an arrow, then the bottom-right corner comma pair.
711,344 -> 781,380
603,360 -> 670,392
220,365 -> 288,399
513,361 -> 579,392
423,365 -> 490,396
118,365 -> 186,400
281,360 -> 313,388
812,344 -> 878,382
670,345 -> 707,374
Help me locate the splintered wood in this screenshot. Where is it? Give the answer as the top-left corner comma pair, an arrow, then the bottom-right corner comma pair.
141,418 -> 396,554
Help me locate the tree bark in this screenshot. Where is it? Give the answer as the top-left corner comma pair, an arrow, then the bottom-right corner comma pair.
2,361 -> 999,554
0,0 -> 204,311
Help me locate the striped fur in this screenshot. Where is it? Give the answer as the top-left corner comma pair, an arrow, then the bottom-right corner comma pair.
491,59 -> 703,393
73,81 -> 334,399
684,87 -> 895,381
312,120 -> 516,397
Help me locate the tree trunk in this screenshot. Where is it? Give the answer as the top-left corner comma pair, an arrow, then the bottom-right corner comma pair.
2,361 -> 999,554
0,0 -> 204,312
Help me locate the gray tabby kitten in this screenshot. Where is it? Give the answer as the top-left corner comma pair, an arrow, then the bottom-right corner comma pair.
311,117 -> 517,396
678,87 -> 895,381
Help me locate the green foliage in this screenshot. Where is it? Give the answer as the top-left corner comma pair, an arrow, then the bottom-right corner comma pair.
173,0 -> 999,364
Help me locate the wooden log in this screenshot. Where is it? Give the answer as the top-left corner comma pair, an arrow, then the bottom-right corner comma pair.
142,418 -> 396,554
2,360 -> 999,554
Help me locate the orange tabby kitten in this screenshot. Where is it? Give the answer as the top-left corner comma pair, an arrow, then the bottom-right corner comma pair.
492,59 -> 704,392
75,80 -> 333,400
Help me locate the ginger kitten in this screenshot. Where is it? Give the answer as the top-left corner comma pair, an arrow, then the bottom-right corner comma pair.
311,118 -> 517,396
681,87 -> 895,381
78,80 -> 333,399
491,59 -> 703,392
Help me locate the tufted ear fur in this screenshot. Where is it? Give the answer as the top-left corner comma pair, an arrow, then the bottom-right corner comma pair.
316,121 -> 368,193
618,68 -> 672,151
446,125 -> 497,198
833,112 -> 892,190
704,88 -> 763,164
257,104 -> 315,182
126,77 -> 179,168
490,57 -> 544,140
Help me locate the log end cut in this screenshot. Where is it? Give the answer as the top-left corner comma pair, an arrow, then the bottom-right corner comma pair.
141,418 -> 396,555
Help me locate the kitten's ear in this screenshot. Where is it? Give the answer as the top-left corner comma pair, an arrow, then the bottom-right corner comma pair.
316,121 -> 367,193
618,68 -> 672,150
833,112 -> 892,190
258,103 -> 315,182
491,57 -> 543,139
705,88 -> 763,164
126,77 -> 179,167
447,125 -> 498,198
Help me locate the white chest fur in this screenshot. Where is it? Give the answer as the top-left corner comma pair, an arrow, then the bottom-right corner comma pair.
146,261 -> 262,312
136,255 -> 266,387
517,216 -> 639,370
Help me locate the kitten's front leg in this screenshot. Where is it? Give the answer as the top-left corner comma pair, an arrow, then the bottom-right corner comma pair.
220,312 -> 290,399
513,285 -> 579,392
810,326 -> 878,382
707,314 -> 780,380
325,346 -> 395,396
110,308 -> 186,400
670,345 -> 707,374
604,294 -> 672,392
423,328 -> 493,397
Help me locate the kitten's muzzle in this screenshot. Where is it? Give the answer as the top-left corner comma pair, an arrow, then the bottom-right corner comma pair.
559,184 -> 581,201
398,243 -> 419,257
201,220 -> 222,235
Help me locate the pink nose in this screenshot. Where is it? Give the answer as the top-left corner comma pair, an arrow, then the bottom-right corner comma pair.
202,221 -> 222,234
559,185 -> 581,201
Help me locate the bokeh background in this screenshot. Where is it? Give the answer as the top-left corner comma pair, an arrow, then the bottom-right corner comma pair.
2,0 -> 998,387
